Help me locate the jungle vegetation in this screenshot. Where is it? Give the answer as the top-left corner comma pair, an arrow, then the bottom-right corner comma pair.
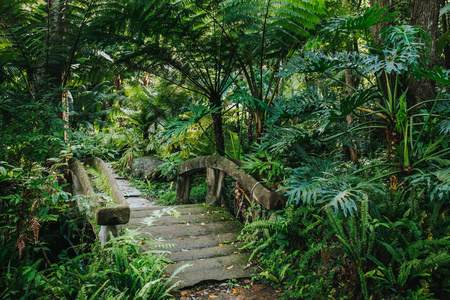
1,0 -> 449,299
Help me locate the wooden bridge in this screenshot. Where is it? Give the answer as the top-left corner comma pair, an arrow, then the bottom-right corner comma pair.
69,156 -> 282,288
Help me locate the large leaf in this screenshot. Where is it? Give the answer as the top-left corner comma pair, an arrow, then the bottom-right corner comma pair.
321,3 -> 397,35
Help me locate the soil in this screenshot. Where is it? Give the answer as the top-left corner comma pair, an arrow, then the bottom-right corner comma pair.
171,279 -> 282,300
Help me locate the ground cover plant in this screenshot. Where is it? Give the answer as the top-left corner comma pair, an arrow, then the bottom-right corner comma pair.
1,0 -> 450,299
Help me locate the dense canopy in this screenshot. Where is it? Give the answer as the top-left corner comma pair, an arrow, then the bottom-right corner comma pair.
1,0 -> 449,299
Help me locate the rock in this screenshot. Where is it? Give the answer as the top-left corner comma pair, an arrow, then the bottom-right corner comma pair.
131,157 -> 165,181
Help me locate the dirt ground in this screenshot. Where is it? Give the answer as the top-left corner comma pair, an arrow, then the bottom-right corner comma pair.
171,279 -> 282,300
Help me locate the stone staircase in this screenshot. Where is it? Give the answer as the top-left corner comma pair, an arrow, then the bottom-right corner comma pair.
108,165 -> 254,288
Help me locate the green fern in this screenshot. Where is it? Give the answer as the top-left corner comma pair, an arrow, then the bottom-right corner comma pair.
325,198 -> 380,298
368,238 -> 450,293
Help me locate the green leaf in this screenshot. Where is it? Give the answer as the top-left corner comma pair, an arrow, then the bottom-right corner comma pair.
440,3 -> 450,17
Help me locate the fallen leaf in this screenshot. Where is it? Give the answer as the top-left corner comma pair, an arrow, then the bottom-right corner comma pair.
218,243 -> 223,246
180,291 -> 189,296
179,237 -> 184,240
226,265 -> 234,270
209,295 -> 218,299
231,288 -> 240,295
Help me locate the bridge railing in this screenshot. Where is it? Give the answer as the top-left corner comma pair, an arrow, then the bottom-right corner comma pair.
69,157 -> 130,244
176,155 -> 283,210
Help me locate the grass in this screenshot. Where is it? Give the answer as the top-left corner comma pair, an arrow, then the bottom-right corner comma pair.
85,167 -> 116,207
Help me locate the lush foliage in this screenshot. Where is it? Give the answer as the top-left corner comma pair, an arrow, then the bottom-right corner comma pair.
2,0 -> 450,299
2,229 -> 176,299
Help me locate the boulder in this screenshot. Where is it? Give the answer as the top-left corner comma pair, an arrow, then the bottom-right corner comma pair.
131,157 -> 164,180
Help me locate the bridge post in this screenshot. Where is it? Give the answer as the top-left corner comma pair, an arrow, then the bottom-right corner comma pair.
206,168 -> 225,206
98,225 -> 119,244
176,175 -> 192,204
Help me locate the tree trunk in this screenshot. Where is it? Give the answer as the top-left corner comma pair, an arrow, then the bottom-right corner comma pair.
210,92 -> 225,156
370,0 -> 394,99
408,0 -> 440,105
47,0 -> 70,141
342,1 -> 360,164
345,68 -> 359,165
442,0 -> 450,68
247,112 -> 254,147
370,0 -> 392,44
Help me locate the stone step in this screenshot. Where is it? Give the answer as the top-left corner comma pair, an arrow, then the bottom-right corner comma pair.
127,211 -> 234,227
168,243 -> 244,262
130,203 -> 225,217
126,197 -> 154,209
127,220 -> 241,240
124,200 -> 253,288
166,253 -> 254,289
151,231 -> 241,253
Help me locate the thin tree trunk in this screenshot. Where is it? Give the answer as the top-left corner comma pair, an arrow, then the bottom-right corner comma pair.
408,0 -> 440,106
370,0 -> 392,44
442,0 -> 450,68
210,92 -> 225,156
342,1 -> 359,164
47,0 -> 70,141
246,113 -> 253,147
370,0 -> 394,99
345,69 -> 359,164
